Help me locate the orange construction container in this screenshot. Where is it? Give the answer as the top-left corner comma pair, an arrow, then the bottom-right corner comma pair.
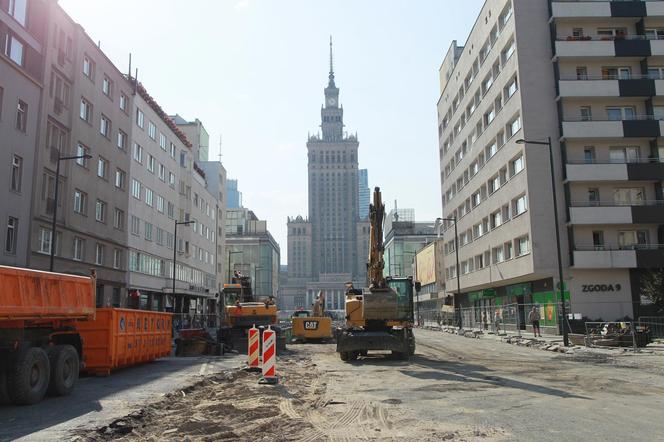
77,308 -> 173,375
0,265 -> 95,322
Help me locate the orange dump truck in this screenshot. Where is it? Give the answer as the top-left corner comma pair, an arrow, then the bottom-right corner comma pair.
0,265 -> 173,405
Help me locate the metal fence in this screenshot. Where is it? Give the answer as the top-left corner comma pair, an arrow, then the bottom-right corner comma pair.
638,316 -> 664,340
172,313 -> 219,331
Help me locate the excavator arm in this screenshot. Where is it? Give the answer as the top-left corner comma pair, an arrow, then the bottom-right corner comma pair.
368,187 -> 386,289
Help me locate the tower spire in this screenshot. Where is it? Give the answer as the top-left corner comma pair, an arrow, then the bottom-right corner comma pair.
328,35 -> 335,86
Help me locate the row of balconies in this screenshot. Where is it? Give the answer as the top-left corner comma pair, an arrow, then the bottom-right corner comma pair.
552,0 -> 664,20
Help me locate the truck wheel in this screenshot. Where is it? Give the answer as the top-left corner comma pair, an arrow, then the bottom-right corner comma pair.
7,347 -> 50,405
47,345 -> 79,397
0,370 -> 10,405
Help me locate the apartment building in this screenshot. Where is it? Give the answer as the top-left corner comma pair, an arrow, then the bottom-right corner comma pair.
438,0 -> 664,322
29,1 -> 133,307
438,0 -> 568,321
551,0 -> 664,319
0,0 -> 45,267
127,85 -> 217,314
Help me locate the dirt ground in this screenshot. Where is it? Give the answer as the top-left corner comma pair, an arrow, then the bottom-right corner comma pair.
65,329 -> 664,441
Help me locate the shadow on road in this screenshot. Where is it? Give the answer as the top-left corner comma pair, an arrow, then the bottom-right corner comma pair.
401,354 -> 590,400
0,356 -> 237,441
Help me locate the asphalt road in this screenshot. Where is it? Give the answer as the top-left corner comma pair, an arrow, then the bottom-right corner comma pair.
0,354 -> 243,441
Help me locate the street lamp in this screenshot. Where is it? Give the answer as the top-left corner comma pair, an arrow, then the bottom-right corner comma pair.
49,151 -> 92,272
227,250 -> 243,283
516,137 -> 569,346
436,216 -> 461,328
172,220 -> 195,312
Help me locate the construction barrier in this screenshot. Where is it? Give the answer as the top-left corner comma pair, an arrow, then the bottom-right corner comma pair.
259,325 -> 278,384
248,325 -> 260,369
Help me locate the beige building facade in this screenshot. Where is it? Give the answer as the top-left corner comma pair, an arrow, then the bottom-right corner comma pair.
438,0 -> 664,322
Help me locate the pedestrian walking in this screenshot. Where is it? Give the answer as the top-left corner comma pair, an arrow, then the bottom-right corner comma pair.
482,311 -> 488,331
529,306 -> 542,337
494,310 -> 501,334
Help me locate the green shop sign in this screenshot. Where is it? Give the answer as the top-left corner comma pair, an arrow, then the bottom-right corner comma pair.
468,289 -> 497,302
506,283 -> 532,298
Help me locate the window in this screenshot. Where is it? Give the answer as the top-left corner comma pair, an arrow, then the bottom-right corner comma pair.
507,115 -> 521,137
159,133 -> 167,150
8,0 -> 28,26
576,66 -> 588,80
5,34 -> 24,66
10,155 -> 22,192
168,172 -> 176,187
513,194 -> 527,216
95,200 -> 106,222
38,228 -> 52,254
157,195 -> 165,213
147,154 -> 155,173
580,106 -> 592,121
489,174 -> 501,194
73,190 -> 87,214
73,237 -> 85,261
516,236 -> 529,256
156,227 -> 164,246
113,208 -> 124,230
592,231 -> 605,250
131,179 -> 141,199
5,217 -> 18,254
75,144 -> 89,167
501,39 -> 515,64
115,168 -> 126,189
493,246 -> 505,264
471,191 -> 481,208
602,67 -> 631,80
131,215 -> 140,235
647,66 -> 664,80
100,115 -> 111,138
95,243 -> 104,265
119,92 -> 127,112
158,164 -> 166,181
588,188 -> 600,206
484,107 -> 496,126
167,202 -> 175,219
116,129 -> 127,150
148,121 -> 156,139
486,142 -> 497,159
113,249 -> 122,269
16,100 -> 27,131
80,98 -> 92,123
645,28 -> 664,40
584,146 -> 596,164
144,222 -> 153,241
97,157 -> 108,179
170,143 -> 176,158
145,187 -> 153,207
510,155 -> 524,176
136,108 -> 144,128
132,143 -> 143,163
82,55 -> 94,79
102,76 -> 112,97
609,146 -> 640,163
619,230 -> 649,249
614,187 -> 645,205
490,210 -> 503,229
505,76 -> 518,98
504,241 -> 513,260
180,151 -> 187,168
607,106 -> 636,121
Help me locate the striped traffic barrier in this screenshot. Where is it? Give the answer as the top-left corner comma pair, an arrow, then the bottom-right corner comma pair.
259,325 -> 278,384
248,325 -> 260,371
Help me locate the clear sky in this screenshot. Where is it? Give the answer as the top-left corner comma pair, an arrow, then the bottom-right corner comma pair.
59,0 -> 484,264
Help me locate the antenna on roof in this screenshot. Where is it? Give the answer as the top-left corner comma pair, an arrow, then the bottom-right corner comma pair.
218,134 -> 223,160
133,68 -> 138,95
128,53 -> 132,78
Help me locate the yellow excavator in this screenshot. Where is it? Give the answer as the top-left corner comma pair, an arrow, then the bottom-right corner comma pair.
291,291 -> 333,342
336,187 -> 416,361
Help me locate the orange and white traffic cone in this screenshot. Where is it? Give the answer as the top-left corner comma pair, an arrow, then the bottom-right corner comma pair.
247,325 -> 261,371
259,325 -> 278,384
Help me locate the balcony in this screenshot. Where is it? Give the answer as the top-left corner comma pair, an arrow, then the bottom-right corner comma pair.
566,158 -> 664,181
569,200 -> 664,224
555,34 -> 657,58
559,75 -> 655,98
562,115 -> 662,138
573,244 -> 664,269
552,1 -> 648,19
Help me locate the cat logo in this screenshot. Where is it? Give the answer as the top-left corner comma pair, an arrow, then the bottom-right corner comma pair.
304,321 -> 319,330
